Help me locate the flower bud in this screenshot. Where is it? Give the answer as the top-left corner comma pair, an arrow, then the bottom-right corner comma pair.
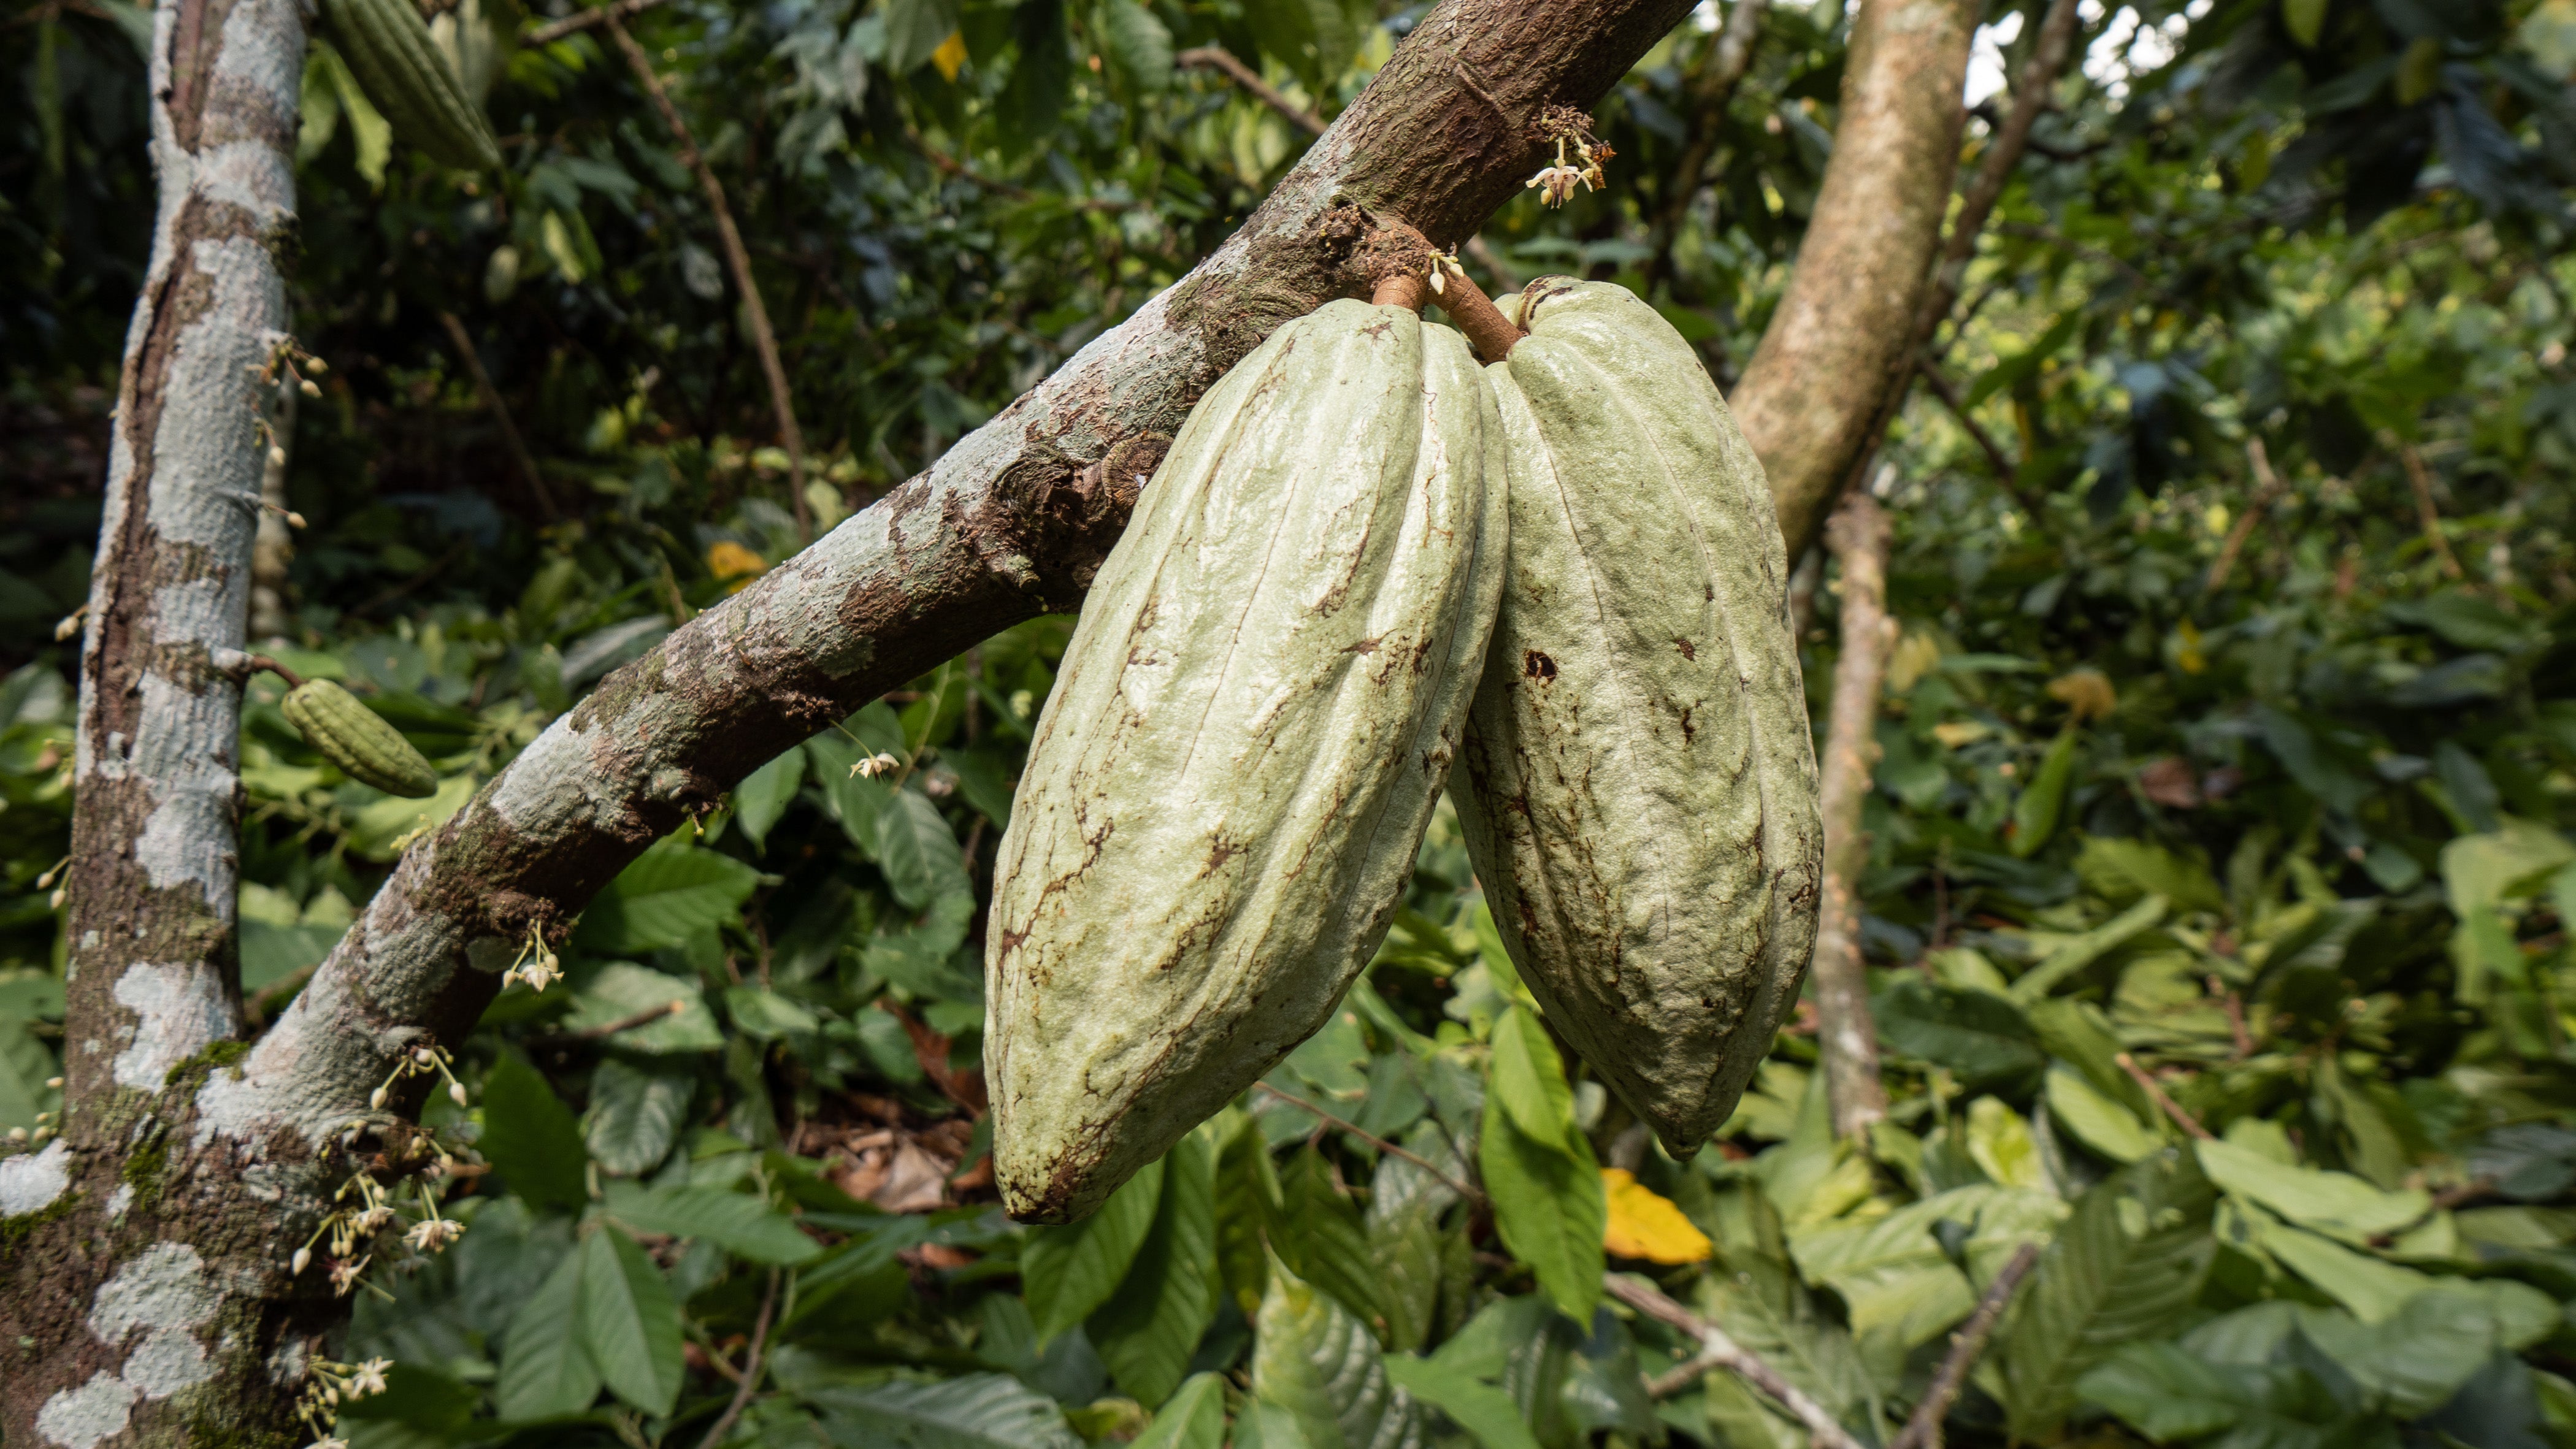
293,1246 -> 312,1274
449,1081 -> 469,1107
369,1087 -> 388,1109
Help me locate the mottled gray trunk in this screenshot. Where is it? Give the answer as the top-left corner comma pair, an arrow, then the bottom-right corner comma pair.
4,0 -> 316,1441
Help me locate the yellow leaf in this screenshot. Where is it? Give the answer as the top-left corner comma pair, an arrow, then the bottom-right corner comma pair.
2046,668 -> 2118,723
2174,618 -> 2206,675
931,29 -> 968,82
1886,631 -> 1942,694
707,541 -> 767,594
1600,1169 -> 1712,1264
1931,720 -> 1990,749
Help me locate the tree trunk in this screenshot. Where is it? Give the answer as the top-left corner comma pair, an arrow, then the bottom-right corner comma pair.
6,0 -> 1696,1437
1730,0 -> 1979,562
4,0 -> 318,1443
1814,492 -> 1896,1139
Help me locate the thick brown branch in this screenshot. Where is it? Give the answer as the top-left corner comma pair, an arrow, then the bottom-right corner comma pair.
1732,0 -> 1981,559
605,12 -> 811,543
1179,45 -> 1326,136
1814,492 -> 1894,1139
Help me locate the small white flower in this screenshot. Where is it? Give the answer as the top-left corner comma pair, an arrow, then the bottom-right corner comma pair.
853,752 -> 902,779
329,1256 -> 369,1297
355,1205 -> 396,1234
369,1087 -> 388,1110
516,957 -> 562,993
405,1218 -> 465,1252
349,1358 -> 392,1397
1525,164 -> 1585,207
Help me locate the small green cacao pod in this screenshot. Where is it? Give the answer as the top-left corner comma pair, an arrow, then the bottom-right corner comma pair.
283,679 -> 439,798
319,0 -> 503,172
987,299 -> 1508,1223
1452,278 -> 1822,1160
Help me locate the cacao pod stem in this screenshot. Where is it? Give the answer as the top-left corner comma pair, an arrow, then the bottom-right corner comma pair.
1434,266 -> 1525,363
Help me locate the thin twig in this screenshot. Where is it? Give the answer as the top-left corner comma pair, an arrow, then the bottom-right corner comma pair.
438,311 -> 559,521
2115,1052 -> 2214,1141
908,132 -> 1129,211
1914,362 -> 2053,525
524,0 -> 665,45
1887,1243 -> 2042,1449
1608,1274 -> 1867,1449
605,12 -> 811,543
694,1267 -> 779,1449
1252,1081 -> 1483,1204
2204,437 -> 2290,595
1178,45 -> 1325,135
532,1000 -> 684,1047
2397,442 -> 2464,579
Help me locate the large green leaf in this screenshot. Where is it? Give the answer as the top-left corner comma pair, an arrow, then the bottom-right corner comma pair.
813,1372 -> 1085,1448
1254,1253 -> 1425,1449
1022,1157 -> 1165,1341
732,745 -> 805,850
1381,1352 -> 1541,1449
496,1247 -> 599,1420
2009,726 -> 2080,857
562,964 -> 723,1053
1131,1372 -> 1228,1449
1479,1007 -> 1604,1325
579,1227 -> 683,1415
1271,1147 -> 1392,1345
2195,1139 -> 2432,1245
604,1181 -> 821,1264
1091,1134 -> 1220,1407
478,1052 -> 589,1214
807,732 -> 897,851
2000,1151 -> 2217,1438
581,1057 -> 690,1176
875,789 -> 968,911
1098,0 -> 1173,87
573,837 -> 760,952
1870,978 -> 2043,1087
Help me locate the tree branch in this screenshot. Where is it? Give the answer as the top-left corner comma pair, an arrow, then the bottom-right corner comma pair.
439,310 -> 559,521
1253,1081 -> 1484,1204
1179,45 -> 1326,136
2204,437 -> 2289,594
1888,1243 -> 2042,1449
1731,0 -> 1982,560
1814,492 -> 1895,1139
218,0 -> 1699,1199
1608,1274 -> 1867,1449
604,10 -> 811,543
524,0 -> 665,45
2397,440 -> 2465,579
692,1268 -> 778,1449
1644,0 -> 1770,286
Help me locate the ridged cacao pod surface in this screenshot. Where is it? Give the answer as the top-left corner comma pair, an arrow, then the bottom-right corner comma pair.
987,299 -> 1506,1223
1452,278 -> 1822,1158
320,0 -> 503,172
283,679 -> 440,799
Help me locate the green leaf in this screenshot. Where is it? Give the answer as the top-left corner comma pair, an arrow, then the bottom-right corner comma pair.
944,744 -> 1018,830
604,1182 -> 821,1265
1216,1111 -> 1283,1314
881,0 -> 964,73
807,733 -> 897,851
580,1227 -> 683,1415
1382,1352 -> 1543,1449
1241,0 -> 1358,91
2194,1139 -> 2432,1245
0,1017 -> 61,1133
2074,835 -> 2226,914
1131,1371 -> 1228,1449
1254,1252 -> 1424,1449
1098,0 -> 1173,87
875,790 -> 968,911
2011,727 -> 2081,857
1023,1157 -> 1165,1341
1091,1133 -> 1220,1406
496,1248 -> 599,1419
574,838 -> 760,953
2283,0 -> 2327,47
313,39 -> 391,186
726,985 -> 821,1040
2076,1339 -> 2262,1440
2000,1152 -> 2217,1439
2044,1063 -> 2161,1163
811,1372 -> 1085,1448
865,891 -> 981,1001
1871,977 -> 2044,1085
562,964 -> 723,1053
479,1053 -> 589,1214
732,746 -> 804,850
1270,1147 -> 1391,1344
582,1058 -> 691,1176
1479,1009 -> 1604,1325
2008,893 -> 2168,1002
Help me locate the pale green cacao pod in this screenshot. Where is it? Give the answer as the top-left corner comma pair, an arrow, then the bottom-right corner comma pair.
987,299 -> 1508,1223
320,0 -> 503,172
283,679 -> 439,798
1452,279 -> 1822,1159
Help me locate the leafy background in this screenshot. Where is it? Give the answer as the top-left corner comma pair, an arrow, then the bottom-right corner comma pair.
6,0 -> 2576,1445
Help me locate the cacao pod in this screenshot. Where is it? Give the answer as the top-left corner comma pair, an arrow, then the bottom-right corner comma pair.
319,0 -> 503,172
987,299 -> 1507,1223
283,679 -> 439,798
1451,278 -> 1822,1158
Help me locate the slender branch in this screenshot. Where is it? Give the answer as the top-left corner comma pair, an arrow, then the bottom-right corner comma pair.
1608,1274 -> 1867,1449
1178,45 -> 1325,136
524,0 -> 665,45
1914,361 -> 2053,526
439,310 -> 559,521
2396,441 -> 2465,579
1814,492 -> 1895,1139
1887,1243 -> 2042,1449
1253,1082 -> 1484,1204
1644,0 -> 1771,286
604,12 -> 811,543
2115,1052 -> 2214,1141
908,131 -> 1130,211
531,999 -> 685,1046
2204,437 -> 2289,594
694,1267 -> 779,1449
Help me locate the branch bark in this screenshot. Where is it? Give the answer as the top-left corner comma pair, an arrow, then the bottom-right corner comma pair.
15,0 -> 321,1440
1609,1274 -> 1867,1449
1814,492 -> 1894,1139
606,10 -> 812,543
1738,0 -> 2076,561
